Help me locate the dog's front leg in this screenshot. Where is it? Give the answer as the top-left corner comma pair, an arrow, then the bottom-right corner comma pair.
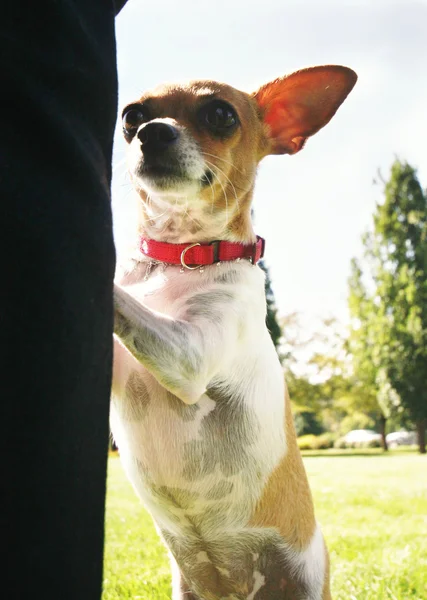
114,284 -> 237,405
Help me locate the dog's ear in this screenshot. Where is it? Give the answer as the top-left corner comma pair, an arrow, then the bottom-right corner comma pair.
253,65 -> 357,155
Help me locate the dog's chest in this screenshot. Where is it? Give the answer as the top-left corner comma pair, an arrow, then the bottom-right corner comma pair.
111,259 -> 288,564
110,361 -> 269,533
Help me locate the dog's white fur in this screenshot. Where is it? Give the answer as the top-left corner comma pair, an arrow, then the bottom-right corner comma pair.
113,251 -> 326,600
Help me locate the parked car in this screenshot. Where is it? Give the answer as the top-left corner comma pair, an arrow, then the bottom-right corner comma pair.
334,429 -> 383,449
343,429 -> 382,444
386,431 -> 417,448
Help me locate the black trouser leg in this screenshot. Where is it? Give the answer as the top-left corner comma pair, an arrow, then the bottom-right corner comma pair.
1,2 -> 121,598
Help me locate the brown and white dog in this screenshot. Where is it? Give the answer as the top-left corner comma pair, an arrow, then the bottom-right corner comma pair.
111,65 -> 357,600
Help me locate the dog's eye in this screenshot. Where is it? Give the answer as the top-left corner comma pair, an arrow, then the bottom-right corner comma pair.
201,101 -> 238,134
122,106 -> 149,138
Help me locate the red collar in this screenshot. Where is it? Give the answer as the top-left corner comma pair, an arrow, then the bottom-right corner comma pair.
139,236 -> 265,269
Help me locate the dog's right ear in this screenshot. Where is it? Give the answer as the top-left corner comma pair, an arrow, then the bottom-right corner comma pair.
253,65 -> 357,156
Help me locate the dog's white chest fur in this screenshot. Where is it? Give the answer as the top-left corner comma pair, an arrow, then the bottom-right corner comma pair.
111,257 -> 286,535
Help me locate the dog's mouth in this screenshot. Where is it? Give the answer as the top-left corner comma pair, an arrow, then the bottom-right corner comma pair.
140,163 -> 185,179
135,157 -> 215,193
135,159 -> 192,188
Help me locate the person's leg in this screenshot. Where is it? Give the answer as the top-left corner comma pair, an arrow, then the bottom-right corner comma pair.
1,1 -> 120,598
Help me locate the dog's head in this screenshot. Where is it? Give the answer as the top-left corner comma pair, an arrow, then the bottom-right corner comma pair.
122,66 -> 357,240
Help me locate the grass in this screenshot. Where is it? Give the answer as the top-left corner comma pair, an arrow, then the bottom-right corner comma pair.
103,451 -> 427,599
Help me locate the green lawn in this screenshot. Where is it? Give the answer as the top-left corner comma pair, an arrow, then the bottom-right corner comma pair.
103,451 -> 427,600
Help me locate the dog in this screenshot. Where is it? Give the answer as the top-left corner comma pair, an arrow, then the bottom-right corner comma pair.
111,65 -> 357,600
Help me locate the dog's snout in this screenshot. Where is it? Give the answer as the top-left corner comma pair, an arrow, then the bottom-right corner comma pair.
138,122 -> 179,150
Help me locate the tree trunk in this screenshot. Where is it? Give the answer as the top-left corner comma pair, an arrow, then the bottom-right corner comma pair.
416,419 -> 426,454
379,415 -> 388,451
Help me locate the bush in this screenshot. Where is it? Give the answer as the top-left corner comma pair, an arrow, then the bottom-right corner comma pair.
297,433 -> 335,450
334,437 -> 348,449
297,435 -> 318,450
334,437 -> 382,449
366,438 -> 382,448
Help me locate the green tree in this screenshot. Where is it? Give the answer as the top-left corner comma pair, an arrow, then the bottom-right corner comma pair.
259,260 -> 282,352
348,259 -> 395,450
305,319 -> 382,440
283,315 -> 354,437
278,313 -> 324,433
350,160 -> 427,453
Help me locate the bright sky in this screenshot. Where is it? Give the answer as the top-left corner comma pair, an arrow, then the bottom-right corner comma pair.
112,0 -> 427,332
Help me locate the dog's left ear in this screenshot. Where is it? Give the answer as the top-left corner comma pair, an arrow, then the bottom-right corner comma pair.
253,65 -> 357,155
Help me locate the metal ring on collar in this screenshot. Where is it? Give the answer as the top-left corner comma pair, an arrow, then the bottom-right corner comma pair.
180,243 -> 201,270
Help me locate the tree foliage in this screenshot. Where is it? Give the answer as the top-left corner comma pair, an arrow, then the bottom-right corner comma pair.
348,259 -> 395,449
283,315 -> 365,437
259,259 -> 282,352
349,160 -> 427,453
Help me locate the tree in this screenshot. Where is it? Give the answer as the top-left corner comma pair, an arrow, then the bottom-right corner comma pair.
283,314 -> 355,437
259,259 -> 282,352
349,160 -> 427,453
252,205 -> 283,353
348,259 -> 395,450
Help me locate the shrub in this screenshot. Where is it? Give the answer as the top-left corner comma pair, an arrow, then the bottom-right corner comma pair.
334,437 -> 382,449
297,435 -> 317,450
365,438 -> 382,448
297,433 -> 335,450
318,432 -> 337,448
334,437 -> 348,449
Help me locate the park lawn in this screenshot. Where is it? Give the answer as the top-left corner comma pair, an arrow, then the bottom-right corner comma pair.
103,451 -> 427,600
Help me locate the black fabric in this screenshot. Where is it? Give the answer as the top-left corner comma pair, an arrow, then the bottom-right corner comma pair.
0,1 -> 126,598
114,0 -> 129,14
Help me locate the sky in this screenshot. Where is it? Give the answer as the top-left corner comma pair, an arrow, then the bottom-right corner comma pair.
112,0 -> 427,334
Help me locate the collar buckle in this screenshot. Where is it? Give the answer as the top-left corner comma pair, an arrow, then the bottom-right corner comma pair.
180,243 -> 201,270
209,240 -> 221,263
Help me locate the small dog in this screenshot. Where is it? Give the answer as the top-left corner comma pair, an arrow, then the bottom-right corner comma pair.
112,65 -> 357,600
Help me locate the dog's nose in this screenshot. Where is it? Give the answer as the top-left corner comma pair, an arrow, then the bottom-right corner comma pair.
137,122 -> 179,150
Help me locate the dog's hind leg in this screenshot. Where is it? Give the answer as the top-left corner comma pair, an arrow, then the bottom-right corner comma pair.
178,580 -> 200,600
171,558 -> 200,600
